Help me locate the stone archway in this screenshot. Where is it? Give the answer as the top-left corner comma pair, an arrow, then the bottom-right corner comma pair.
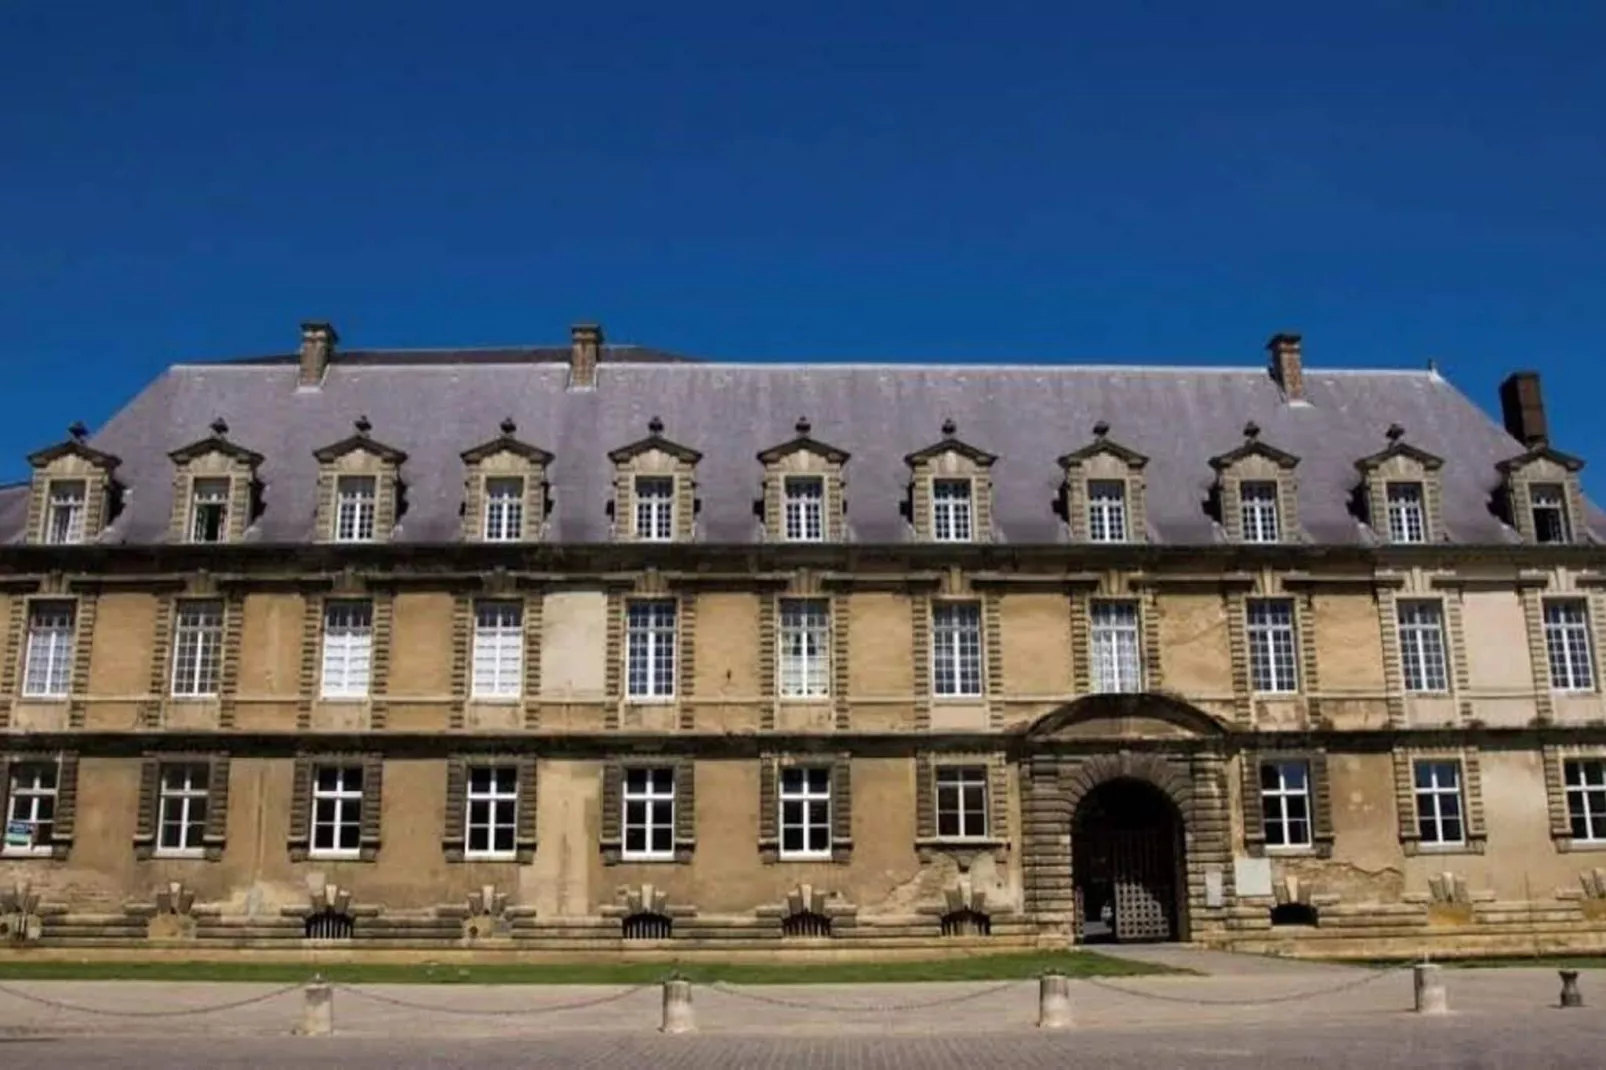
1072,777 -> 1188,943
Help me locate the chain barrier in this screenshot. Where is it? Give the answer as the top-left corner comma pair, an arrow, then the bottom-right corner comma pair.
707,978 -> 1026,1014
0,979 -> 307,1019
329,982 -> 650,1017
1080,961 -> 1416,1008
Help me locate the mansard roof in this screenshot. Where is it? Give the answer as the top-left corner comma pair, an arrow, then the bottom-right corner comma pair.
4,344 -> 1600,545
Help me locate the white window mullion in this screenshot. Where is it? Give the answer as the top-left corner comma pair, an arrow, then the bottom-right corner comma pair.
471,601 -> 524,699
22,602 -> 76,699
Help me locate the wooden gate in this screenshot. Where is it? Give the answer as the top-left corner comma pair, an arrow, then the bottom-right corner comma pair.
1072,779 -> 1182,944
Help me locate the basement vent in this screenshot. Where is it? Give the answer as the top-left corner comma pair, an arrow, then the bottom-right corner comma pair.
940,909 -> 992,937
781,911 -> 832,939
304,910 -> 356,940
622,913 -> 673,940
1269,903 -> 1319,928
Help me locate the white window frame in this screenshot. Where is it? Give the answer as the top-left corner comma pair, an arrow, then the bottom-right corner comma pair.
1247,598 -> 1300,693
319,601 -> 374,700
189,477 -> 231,543
621,766 -> 676,861
22,600 -> 75,700
778,765 -> 832,860
156,762 -> 210,858
482,477 -> 525,542
309,765 -> 364,859
1090,600 -> 1143,693
782,476 -> 825,542
464,765 -> 518,859
778,598 -> 830,699
1531,483 -> 1572,544
1544,600 -> 1597,692
633,476 -> 675,541
333,475 -> 377,542
931,478 -> 974,542
1398,600 -> 1449,694
1240,481 -> 1281,543
931,602 -> 983,698
1086,480 -> 1128,543
1259,760 -> 1313,849
1413,760 -> 1465,847
45,480 -> 87,545
1564,759 -> 1606,845
2,760 -> 58,857
934,765 -> 989,840
471,600 -> 524,700
626,600 -> 677,700
1385,481 -> 1427,544
170,599 -> 225,698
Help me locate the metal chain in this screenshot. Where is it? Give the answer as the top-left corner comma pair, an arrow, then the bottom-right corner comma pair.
707,979 -> 1025,1014
0,980 -> 307,1019
329,982 -> 649,1017
1081,962 -> 1414,1007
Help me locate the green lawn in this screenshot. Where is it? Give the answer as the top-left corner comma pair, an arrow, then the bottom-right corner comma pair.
0,950 -> 1176,985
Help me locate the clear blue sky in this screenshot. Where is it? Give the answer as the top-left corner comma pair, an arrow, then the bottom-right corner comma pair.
3,1 -> 1603,489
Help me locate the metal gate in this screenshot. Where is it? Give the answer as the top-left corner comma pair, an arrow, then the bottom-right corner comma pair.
1072,780 -> 1182,944
1109,829 -> 1174,942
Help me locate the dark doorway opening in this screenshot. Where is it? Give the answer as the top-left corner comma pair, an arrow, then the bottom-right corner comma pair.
1072,777 -> 1188,944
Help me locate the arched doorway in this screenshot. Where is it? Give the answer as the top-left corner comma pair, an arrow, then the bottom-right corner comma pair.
1072,778 -> 1188,943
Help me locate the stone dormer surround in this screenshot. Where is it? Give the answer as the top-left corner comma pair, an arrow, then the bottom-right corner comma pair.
1208,421 -> 1301,544
25,423 -> 121,545
1058,421 -> 1149,543
1498,443 -> 1588,544
608,417 -> 701,542
167,419 -> 263,544
459,418 -> 553,542
905,419 -> 996,542
1355,424 -> 1445,544
757,417 -> 850,542
312,416 -> 408,543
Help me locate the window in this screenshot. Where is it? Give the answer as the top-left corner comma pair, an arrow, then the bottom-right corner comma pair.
320,601 -> 373,699
1259,760 -> 1312,849
170,600 -> 224,698
622,766 -> 675,860
931,479 -> 973,542
1240,482 -> 1281,543
626,600 -> 676,699
1532,484 -> 1572,544
1544,600 -> 1596,692
157,763 -> 210,856
1090,601 -> 1142,693
1398,601 -> 1449,693
1564,760 -> 1606,844
310,765 -> 364,858
471,601 -> 524,700
1413,760 -> 1465,846
783,476 -> 825,542
1386,482 -> 1427,544
633,476 -> 675,541
1086,480 -> 1128,543
44,480 -> 86,545
334,476 -> 377,542
189,478 -> 230,543
778,599 -> 829,698
931,602 -> 982,698
778,766 -> 832,859
21,601 -> 75,699
2,761 -> 57,856
1246,599 -> 1299,693
934,766 -> 988,840
483,477 -> 524,542
465,765 -> 518,858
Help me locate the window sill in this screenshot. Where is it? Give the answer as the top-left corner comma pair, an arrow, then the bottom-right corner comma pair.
624,696 -> 678,705
776,852 -> 837,863
468,696 -> 523,706
0,849 -> 55,860
169,694 -> 221,702
777,694 -> 832,704
308,851 -> 363,862
1406,842 -> 1484,858
17,695 -> 69,704
153,850 -> 207,860
463,853 -> 519,863
1554,838 -> 1606,854
317,695 -> 371,704
916,837 -> 1008,864
932,694 -> 986,703
618,854 -> 680,864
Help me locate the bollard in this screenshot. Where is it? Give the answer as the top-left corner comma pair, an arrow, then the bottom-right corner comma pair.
1559,969 -> 1583,1009
1412,963 -> 1449,1016
660,978 -> 696,1034
1037,972 -> 1074,1030
297,977 -> 334,1036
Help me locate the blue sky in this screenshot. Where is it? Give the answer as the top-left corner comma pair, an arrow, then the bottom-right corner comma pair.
2,1 -> 1603,489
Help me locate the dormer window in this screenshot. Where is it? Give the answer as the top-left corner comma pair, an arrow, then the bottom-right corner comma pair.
609,417 -> 700,544
313,417 -> 407,545
483,477 -> 525,542
1356,426 -> 1443,546
1240,481 -> 1281,544
45,481 -> 86,545
634,476 -> 675,541
1059,422 -> 1149,545
167,419 -> 262,546
1531,484 -> 1572,544
1087,480 -> 1128,543
758,418 -> 850,544
1386,482 -> 1427,544
783,476 -> 825,542
932,479 -> 974,542
335,476 -> 377,542
459,419 -> 551,544
188,478 -> 230,543
905,420 -> 996,543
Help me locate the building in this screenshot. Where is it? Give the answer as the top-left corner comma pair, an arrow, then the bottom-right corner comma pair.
0,323 -> 1603,958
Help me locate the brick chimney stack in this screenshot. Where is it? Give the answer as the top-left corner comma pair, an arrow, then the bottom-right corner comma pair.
569,322 -> 602,390
1499,371 -> 1549,446
298,322 -> 337,388
1267,333 -> 1305,402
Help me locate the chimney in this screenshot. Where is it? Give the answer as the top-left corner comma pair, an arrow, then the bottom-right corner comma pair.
569,322 -> 602,390
1499,371 -> 1549,446
1267,333 -> 1305,402
298,321 -> 337,388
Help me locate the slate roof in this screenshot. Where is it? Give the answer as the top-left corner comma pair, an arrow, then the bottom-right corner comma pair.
2,346 -> 1598,547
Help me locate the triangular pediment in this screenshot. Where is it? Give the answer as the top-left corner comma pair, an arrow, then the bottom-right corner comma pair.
313,428 -> 407,465
1497,443 -> 1585,475
1058,428 -> 1148,470
1209,425 -> 1299,472
169,430 -> 264,468
1355,438 -> 1443,473
608,418 -> 701,465
758,420 -> 849,466
905,431 -> 996,468
462,433 -> 553,466
28,426 -> 121,472
1022,694 -> 1229,742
